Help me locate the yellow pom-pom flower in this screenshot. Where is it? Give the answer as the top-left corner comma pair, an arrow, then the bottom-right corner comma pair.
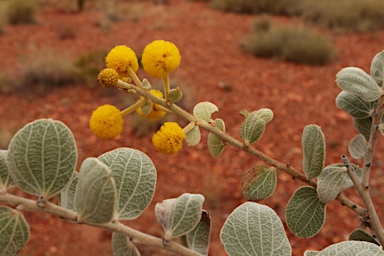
90,104 -> 124,139
98,68 -> 119,87
137,90 -> 167,121
152,122 -> 186,154
106,45 -> 139,78
141,40 -> 181,78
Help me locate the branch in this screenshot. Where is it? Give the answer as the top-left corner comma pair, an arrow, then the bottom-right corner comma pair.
0,193 -> 203,256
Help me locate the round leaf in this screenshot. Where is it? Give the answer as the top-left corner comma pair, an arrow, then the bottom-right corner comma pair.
0,150 -> 14,191
98,148 -> 156,220
0,206 -> 30,255
183,210 -> 211,256
370,50 -> 384,87
155,193 -> 204,240
336,67 -> 383,102
112,232 -> 141,256
75,157 -> 116,224
220,202 -> 291,256
348,134 -> 367,160
215,118 -> 225,132
316,241 -> 384,256
185,126 -> 201,147
59,171 -> 78,211
240,108 -> 273,145
241,165 -> 277,201
193,102 -> 218,122
207,133 -> 225,158
286,187 -> 326,238
353,117 -> 372,141
349,228 -> 379,246
6,119 -> 77,200
302,125 -> 326,180
335,91 -> 377,119
316,165 -> 347,204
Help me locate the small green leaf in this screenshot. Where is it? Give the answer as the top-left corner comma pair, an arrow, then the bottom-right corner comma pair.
168,88 -> 183,103
353,117 -> 372,141
98,148 -> 156,220
214,118 -> 225,132
348,134 -> 367,160
349,228 -> 379,246
239,109 -> 249,118
112,232 -> 141,256
140,103 -> 152,115
75,157 -> 116,224
185,126 -> 201,147
220,202 -> 291,256
304,251 -> 319,256
335,91 -> 377,119
316,165 -> 347,204
142,79 -> 151,89
241,165 -> 277,201
240,108 -> 274,145
302,125 -> 326,180
60,171 -> 78,211
336,67 -> 383,102
207,133 -> 225,158
6,119 -> 77,200
0,206 -> 30,255
0,150 -> 14,191
286,187 -> 326,238
193,102 -> 218,122
370,50 -> 384,87
155,193 -> 204,240
316,241 -> 384,255
182,210 -> 211,256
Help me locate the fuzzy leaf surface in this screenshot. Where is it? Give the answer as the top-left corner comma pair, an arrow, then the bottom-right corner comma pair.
220,202 -> 291,256
183,210 -> 211,256
316,241 -> 384,256
98,148 -> 156,220
6,119 -> 77,199
348,134 -> 367,159
302,125 -> 325,180
185,126 -> 201,146
60,171 -> 78,211
286,187 -> 326,238
316,165 -> 347,204
304,251 -> 319,256
193,102 -> 218,122
240,108 -> 273,145
0,206 -> 30,255
353,117 -> 372,141
75,157 -> 116,224
207,133 -> 225,158
349,229 -> 379,246
112,232 -> 141,256
370,50 -> 384,87
0,150 -> 14,191
155,193 -> 204,240
335,91 -> 377,119
241,165 -> 276,201
336,67 -> 383,102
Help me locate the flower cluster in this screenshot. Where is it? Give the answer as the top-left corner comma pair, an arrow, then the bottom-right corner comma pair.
89,40 -> 186,154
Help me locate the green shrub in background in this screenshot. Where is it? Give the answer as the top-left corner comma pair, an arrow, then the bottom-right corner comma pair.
6,0 -> 37,25
74,50 -> 108,86
241,17 -> 336,65
0,2 -> 7,34
303,0 -> 384,32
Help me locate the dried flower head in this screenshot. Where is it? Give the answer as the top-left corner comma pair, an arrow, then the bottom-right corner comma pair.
137,90 -> 167,121
90,104 -> 124,139
152,122 -> 186,154
141,40 -> 181,78
106,45 -> 139,78
98,68 -> 119,87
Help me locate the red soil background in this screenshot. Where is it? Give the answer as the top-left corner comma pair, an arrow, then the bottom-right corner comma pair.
1,1 -> 384,255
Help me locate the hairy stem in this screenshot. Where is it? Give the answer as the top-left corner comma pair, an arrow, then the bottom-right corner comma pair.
0,193 -> 202,256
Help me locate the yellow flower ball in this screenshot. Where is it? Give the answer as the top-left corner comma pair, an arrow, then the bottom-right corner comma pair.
98,68 -> 119,87
90,104 -> 124,139
137,90 -> 167,121
106,45 -> 139,78
141,40 -> 181,78
152,122 -> 186,154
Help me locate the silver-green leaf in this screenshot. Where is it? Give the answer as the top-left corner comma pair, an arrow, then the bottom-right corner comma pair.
302,125 -> 325,180
155,193 -> 204,240
0,150 -> 14,191
0,206 -> 30,255
220,202 -> 291,256
304,251 -> 319,256
241,165 -> 277,201
182,210 -> 211,256
316,241 -> 384,256
6,119 -> 77,200
349,228 -> 379,246
185,126 -> 201,147
370,50 -> 384,87
75,157 -> 116,224
286,187 -> 326,238
215,118 -> 225,132
193,102 -> 218,122
335,91 -> 377,119
112,232 -> 141,256
316,165 -> 347,204
336,67 -> 383,102
207,133 -> 225,158
240,108 -> 274,145
353,117 -> 372,141
98,148 -> 156,220
348,134 -> 367,160
60,171 -> 78,211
